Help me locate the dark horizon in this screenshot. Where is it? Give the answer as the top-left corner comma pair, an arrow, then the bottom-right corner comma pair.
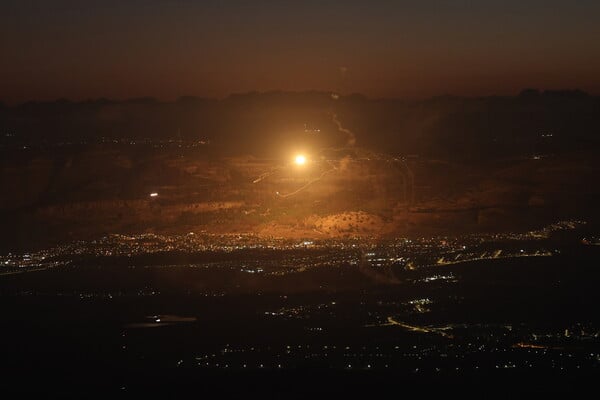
3,86 -> 597,159
1,86 -> 596,106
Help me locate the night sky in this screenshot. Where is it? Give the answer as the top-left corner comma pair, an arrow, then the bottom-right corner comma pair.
2,0 -> 600,103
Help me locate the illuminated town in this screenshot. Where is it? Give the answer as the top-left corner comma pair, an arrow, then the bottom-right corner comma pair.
1,219 -> 598,381
0,220 -> 585,274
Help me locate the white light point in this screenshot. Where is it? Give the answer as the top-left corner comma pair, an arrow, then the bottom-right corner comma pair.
295,155 -> 306,166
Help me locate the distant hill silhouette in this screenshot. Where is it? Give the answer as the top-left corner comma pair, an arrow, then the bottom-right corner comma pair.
1,90 -> 598,160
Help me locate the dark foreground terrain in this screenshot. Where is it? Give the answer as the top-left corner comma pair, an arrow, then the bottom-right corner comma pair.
1,225 -> 598,395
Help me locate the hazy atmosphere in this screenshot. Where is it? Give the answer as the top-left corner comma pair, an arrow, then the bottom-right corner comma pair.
2,1 -> 600,102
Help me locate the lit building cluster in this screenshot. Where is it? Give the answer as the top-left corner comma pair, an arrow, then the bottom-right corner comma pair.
0,220 -> 588,277
178,332 -> 599,372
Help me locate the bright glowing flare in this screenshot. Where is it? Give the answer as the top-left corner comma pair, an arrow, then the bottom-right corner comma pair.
295,154 -> 306,165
